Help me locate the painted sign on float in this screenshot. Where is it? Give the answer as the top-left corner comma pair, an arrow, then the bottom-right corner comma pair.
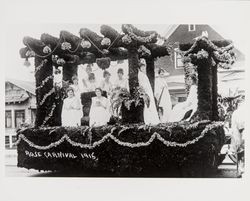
24,150 -> 98,161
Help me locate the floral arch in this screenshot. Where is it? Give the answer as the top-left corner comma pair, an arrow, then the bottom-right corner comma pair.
16,24 -> 235,176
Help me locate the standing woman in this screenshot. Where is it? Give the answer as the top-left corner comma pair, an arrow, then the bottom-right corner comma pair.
155,68 -> 172,122
89,88 -> 111,127
138,60 -> 160,125
86,73 -> 98,92
70,75 -> 81,99
100,70 -> 113,97
61,87 -> 82,126
113,68 -> 129,90
70,75 -> 83,119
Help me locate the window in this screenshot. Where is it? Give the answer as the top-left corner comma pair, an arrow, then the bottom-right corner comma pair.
174,48 -> 184,69
188,24 -> 196,31
31,109 -> 36,125
15,110 -> 25,128
5,110 -> 12,128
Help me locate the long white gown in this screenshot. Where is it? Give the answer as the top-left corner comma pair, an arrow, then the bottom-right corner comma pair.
169,85 -> 198,122
230,102 -> 245,153
155,78 -> 172,122
89,96 -> 111,127
61,96 -> 82,126
138,70 -> 160,125
70,84 -> 84,118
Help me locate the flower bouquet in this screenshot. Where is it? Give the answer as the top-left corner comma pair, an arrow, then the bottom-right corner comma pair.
110,87 -> 149,123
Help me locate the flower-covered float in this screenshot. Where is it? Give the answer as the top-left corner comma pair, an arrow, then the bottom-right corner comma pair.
17,24 -> 235,177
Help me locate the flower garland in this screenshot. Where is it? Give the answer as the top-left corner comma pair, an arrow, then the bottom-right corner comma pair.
14,121 -> 224,150
40,88 -> 55,106
35,59 -> 48,75
123,24 -> 157,43
41,103 -> 57,126
138,45 -> 151,57
36,75 -> 54,90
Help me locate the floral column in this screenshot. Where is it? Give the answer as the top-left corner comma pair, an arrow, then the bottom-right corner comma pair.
180,37 -> 235,122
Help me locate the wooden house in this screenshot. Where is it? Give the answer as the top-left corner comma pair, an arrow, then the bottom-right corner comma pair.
5,78 -> 36,148
155,24 -> 245,105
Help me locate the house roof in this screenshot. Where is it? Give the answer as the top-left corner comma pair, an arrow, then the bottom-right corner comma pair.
221,71 -> 245,82
5,96 -> 29,104
163,24 -> 245,63
5,78 -> 36,95
163,24 -> 179,40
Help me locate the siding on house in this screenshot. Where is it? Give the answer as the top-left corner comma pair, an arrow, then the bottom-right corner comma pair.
5,79 -> 37,147
154,24 -> 245,104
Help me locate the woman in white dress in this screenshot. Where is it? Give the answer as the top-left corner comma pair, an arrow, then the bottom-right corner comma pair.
138,60 -> 160,125
61,87 -> 82,126
84,73 -> 98,92
100,70 -> 113,97
70,75 -> 83,118
113,68 -> 129,90
70,75 -> 81,99
89,88 -> 111,127
169,75 -> 198,122
81,64 -> 93,92
155,68 -> 172,122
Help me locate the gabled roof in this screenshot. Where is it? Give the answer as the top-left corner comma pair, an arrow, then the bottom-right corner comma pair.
5,78 -> 36,95
163,24 -> 179,40
5,96 -> 29,104
163,24 -> 245,63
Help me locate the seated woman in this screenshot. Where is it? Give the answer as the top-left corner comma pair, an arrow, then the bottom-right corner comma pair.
155,68 -> 172,122
168,75 -> 198,122
61,87 -> 82,126
138,60 -> 160,125
89,88 -> 111,127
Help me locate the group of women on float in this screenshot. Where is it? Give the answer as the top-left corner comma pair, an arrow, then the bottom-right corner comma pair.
61,59 -> 198,127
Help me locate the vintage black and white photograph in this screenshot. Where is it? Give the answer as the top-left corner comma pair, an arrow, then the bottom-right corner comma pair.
4,23 -> 246,178
1,1 -> 250,201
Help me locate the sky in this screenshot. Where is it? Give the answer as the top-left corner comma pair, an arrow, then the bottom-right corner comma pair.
4,23 -> 247,82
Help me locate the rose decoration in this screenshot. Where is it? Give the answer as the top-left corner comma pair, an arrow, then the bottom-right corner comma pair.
61,42 -> 72,50
197,49 -> 209,59
122,34 -> 132,45
25,50 -> 35,57
43,46 -> 52,53
57,58 -> 66,65
81,39 -> 91,49
101,37 -> 111,46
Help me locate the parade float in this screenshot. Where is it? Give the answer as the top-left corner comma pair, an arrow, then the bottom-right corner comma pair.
16,24 -> 235,177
